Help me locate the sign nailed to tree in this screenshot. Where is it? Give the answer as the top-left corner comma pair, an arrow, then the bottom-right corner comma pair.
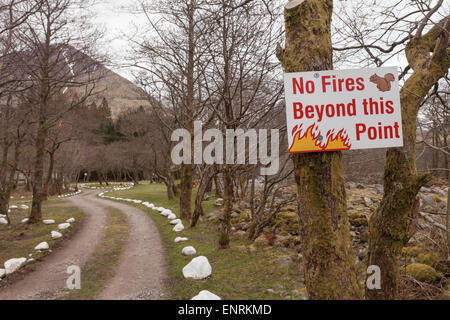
284,67 -> 403,153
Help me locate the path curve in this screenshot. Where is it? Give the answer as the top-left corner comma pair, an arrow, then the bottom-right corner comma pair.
86,193 -> 167,300
0,190 -> 108,300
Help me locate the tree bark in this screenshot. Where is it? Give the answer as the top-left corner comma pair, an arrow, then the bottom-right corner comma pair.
278,0 -> 360,299
43,150 -> 55,200
29,119 -> 47,223
191,166 -> 215,227
219,164 -> 233,248
366,16 -> 450,299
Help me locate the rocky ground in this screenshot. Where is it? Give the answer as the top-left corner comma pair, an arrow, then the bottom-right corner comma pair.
206,182 -> 449,299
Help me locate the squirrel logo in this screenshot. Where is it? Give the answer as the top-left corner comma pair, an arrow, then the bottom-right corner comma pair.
370,73 -> 395,92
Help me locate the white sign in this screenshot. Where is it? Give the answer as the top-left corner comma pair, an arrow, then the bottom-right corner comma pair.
284,67 -> 403,153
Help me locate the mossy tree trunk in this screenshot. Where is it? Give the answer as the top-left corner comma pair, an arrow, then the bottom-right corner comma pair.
179,0 -> 196,220
367,17 -> 450,300
191,166 -> 215,227
277,0 -> 360,299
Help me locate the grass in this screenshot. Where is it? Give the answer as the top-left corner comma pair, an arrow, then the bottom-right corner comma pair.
62,208 -> 129,300
106,182 -> 305,300
0,204 -> 84,285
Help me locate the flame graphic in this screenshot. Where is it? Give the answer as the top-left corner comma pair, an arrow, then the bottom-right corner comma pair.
289,124 -> 351,153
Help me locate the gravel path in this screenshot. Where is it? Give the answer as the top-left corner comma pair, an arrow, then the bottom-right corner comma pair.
0,189 -> 167,300
91,194 -> 167,300
0,190 -> 108,300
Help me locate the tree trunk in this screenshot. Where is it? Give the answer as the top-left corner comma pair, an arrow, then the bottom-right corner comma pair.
219,164 -> 233,248
166,177 -> 175,200
43,150 -> 55,200
191,166 -> 215,227
180,164 -> 192,219
277,0 -> 360,300
179,0 -> 196,220
366,17 -> 450,300
29,121 -> 47,223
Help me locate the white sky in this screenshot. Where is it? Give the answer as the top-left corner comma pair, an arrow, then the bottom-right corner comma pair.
89,0 -> 147,80
89,0 -> 447,83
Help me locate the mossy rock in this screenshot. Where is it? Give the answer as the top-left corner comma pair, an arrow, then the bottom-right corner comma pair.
402,246 -> 424,257
278,230 -> 289,237
254,235 -> 268,248
348,212 -> 368,226
417,252 -> 440,267
232,245 -> 248,253
405,263 -> 441,283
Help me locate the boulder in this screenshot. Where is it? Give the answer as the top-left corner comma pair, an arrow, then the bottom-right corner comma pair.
43,219 -> 55,225
173,223 -> 185,232
167,213 -> 177,220
191,290 -> 221,300
66,217 -> 75,223
21,218 -> 29,223
51,231 -> 63,239
20,205 -> 29,210
174,237 -> 188,243
58,223 -> 71,230
35,242 -> 50,250
182,256 -> 212,279
214,198 -> 224,207
170,219 -> 182,225
0,217 -> 8,225
4,257 -> 27,275
182,246 -> 197,256
406,263 -> 441,283
161,209 -> 172,216
363,197 -> 373,207
0,268 -> 5,278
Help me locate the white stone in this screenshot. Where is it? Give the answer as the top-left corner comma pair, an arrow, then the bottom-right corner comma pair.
0,268 -> 5,278
58,223 -> 71,230
0,214 -> 5,218
191,290 -> 221,300
182,246 -> 197,256
66,217 -> 75,223
161,209 -> 172,216
173,223 -> 185,232
51,231 -> 63,239
43,219 -> 55,224
157,207 -> 164,212
0,217 -> 8,225
167,213 -> 177,220
20,205 -> 29,210
4,258 -> 27,275
21,218 -> 29,223
34,242 -> 49,250
174,237 -> 188,243
9,205 -> 18,209
170,219 -> 182,225
182,256 -> 212,280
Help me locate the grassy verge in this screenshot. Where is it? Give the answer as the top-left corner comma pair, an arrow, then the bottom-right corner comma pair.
62,208 -> 129,300
106,183 -> 305,300
0,205 -> 84,287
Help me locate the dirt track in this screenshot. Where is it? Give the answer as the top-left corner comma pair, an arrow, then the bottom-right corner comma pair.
0,189 -> 167,300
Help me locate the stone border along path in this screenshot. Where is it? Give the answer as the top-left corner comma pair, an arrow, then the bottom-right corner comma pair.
0,190 -> 108,300
98,187 -> 221,300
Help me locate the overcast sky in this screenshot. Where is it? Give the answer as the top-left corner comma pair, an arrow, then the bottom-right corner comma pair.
89,0 -> 448,83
